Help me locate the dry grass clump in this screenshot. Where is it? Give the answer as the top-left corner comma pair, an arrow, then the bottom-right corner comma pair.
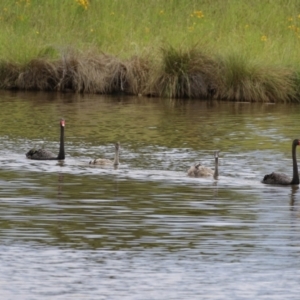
122,56 -> 150,95
0,61 -> 21,89
0,48 -> 150,95
55,50 -> 124,93
0,49 -> 135,94
146,46 -> 220,99
56,51 -> 150,94
218,54 -> 298,102
16,59 -> 59,91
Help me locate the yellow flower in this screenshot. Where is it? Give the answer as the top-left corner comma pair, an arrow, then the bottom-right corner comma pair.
159,10 -> 164,15
188,26 -> 194,32
75,0 -> 89,10
261,35 -> 267,41
194,10 -> 204,18
288,24 -> 297,31
90,28 -> 94,32
288,17 -> 293,21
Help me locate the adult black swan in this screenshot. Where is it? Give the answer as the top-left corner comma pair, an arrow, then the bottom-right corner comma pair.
187,151 -> 219,180
262,139 -> 300,185
26,119 -> 65,160
89,142 -> 120,166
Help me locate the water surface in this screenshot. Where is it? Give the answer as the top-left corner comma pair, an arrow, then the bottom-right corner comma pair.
1,91 -> 300,299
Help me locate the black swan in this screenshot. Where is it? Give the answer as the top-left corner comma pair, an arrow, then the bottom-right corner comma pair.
187,151 -> 219,179
262,139 -> 300,185
89,142 -> 120,166
26,119 -> 65,160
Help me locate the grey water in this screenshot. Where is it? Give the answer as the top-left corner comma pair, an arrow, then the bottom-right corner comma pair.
1,90 -> 300,299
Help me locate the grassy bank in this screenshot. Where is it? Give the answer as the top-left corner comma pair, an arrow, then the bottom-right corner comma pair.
1,0 -> 300,101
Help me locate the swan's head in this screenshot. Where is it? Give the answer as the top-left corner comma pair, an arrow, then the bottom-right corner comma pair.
60,119 -> 65,127
26,148 -> 37,159
293,139 -> 300,146
214,151 -> 219,158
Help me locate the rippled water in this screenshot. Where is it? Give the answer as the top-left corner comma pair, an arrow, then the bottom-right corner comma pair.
1,91 -> 300,299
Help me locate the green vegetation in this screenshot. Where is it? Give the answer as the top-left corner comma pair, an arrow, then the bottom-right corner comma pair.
1,0 -> 300,101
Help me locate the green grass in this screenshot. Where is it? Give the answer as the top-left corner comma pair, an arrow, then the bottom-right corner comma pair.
1,0 -> 300,101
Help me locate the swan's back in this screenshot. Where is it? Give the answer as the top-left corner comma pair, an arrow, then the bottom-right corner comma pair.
187,164 -> 214,177
262,172 -> 291,185
26,149 -> 56,160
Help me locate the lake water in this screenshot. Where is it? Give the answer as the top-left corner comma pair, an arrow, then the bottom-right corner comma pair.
1,91 -> 300,299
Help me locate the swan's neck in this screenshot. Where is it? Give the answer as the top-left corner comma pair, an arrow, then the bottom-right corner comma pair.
113,147 -> 120,165
213,155 -> 219,180
57,125 -> 65,160
291,142 -> 299,184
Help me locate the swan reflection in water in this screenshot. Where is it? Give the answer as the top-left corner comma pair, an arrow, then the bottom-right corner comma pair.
290,185 -> 299,209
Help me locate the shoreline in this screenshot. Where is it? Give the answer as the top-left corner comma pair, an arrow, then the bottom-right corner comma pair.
0,48 -> 298,103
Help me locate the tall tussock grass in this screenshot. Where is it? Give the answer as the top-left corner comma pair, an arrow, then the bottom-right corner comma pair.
55,52 -> 149,94
122,56 -> 150,95
56,51 -> 123,93
218,54 -> 298,102
146,46 -> 220,99
0,62 -> 20,89
17,59 -> 59,91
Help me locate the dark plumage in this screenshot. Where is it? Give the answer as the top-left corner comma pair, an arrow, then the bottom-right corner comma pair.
262,139 -> 300,185
26,119 -> 65,160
